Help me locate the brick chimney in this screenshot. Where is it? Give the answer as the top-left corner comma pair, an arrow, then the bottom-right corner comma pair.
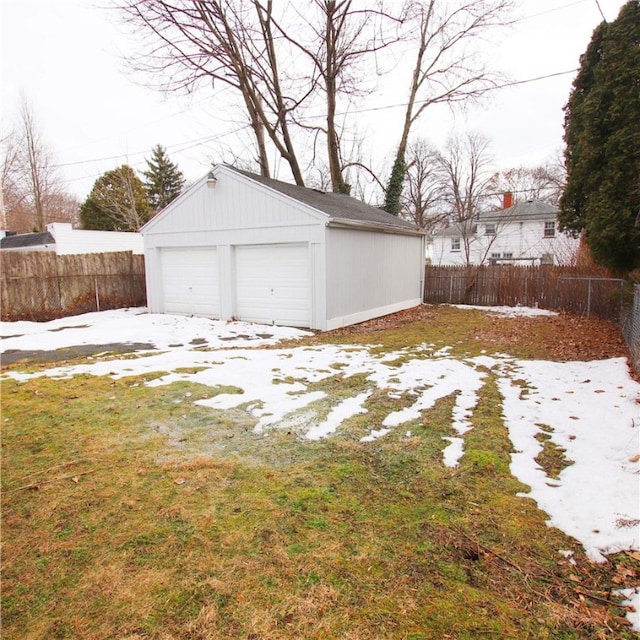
503,192 -> 514,209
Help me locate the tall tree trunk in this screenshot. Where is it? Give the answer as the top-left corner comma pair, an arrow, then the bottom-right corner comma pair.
22,102 -> 45,231
325,2 -> 349,194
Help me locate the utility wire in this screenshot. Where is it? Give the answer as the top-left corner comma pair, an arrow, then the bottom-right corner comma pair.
53,65 -> 578,175
328,68 -> 578,118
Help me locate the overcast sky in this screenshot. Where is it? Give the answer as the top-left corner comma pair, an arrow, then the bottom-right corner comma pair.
1,0 -> 628,201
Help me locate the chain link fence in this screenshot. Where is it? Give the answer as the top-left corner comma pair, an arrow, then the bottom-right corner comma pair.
424,265 -> 639,376
424,265 -> 625,321
621,284 -> 640,376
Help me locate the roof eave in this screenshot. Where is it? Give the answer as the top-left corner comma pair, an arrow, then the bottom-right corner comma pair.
326,217 -> 424,236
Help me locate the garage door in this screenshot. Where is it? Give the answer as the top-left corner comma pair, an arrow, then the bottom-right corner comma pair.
160,247 -> 220,317
235,244 -> 310,327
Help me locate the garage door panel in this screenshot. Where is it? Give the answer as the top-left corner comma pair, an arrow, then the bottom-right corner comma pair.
235,244 -> 310,327
161,247 -> 220,317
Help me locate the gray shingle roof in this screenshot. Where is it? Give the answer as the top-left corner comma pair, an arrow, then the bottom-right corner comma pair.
479,200 -> 559,222
227,165 -> 421,233
0,231 -> 55,249
434,200 -> 559,237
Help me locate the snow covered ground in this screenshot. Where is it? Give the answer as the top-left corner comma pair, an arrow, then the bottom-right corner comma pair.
2,307 -> 639,627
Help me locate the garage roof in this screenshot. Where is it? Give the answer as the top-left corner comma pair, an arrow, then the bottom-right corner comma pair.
227,165 -> 422,235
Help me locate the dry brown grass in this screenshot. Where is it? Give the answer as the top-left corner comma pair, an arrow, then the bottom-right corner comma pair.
2,306 -> 638,639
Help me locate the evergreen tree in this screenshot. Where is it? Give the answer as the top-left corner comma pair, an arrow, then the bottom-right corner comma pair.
559,1 -> 640,273
383,153 -> 407,216
80,165 -> 152,232
142,144 -> 185,211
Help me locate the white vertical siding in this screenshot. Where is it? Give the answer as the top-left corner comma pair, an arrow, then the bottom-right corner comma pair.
143,168 -> 322,236
325,228 -> 423,329
143,167 -> 426,330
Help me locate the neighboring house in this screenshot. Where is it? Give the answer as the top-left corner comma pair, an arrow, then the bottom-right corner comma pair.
141,164 -> 425,330
430,195 -> 579,266
0,223 -> 143,255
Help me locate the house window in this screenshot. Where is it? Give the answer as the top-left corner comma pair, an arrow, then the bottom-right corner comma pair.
490,252 -> 501,260
485,223 -> 496,236
451,237 -> 461,252
541,253 -> 554,265
544,221 -> 556,237
503,252 -> 513,259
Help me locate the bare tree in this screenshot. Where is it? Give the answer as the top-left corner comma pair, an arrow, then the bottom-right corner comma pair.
436,132 -> 495,265
1,129 -> 25,230
487,161 -> 566,208
283,1 -> 402,193
119,1 -> 402,194
384,0 -> 512,214
1,99 -> 79,233
120,1 -> 305,182
401,138 -> 444,230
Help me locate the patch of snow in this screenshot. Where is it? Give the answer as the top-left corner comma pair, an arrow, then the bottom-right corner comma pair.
498,358 -> 640,563
442,437 -> 465,467
2,309 -> 639,566
452,304 -> 558,317
469,355 -> 503,370
370,358 -> 485,467
0,308 -> 311,352
360,427 -> 391,442
615,587 -> 640,632
305,391 -> 371,440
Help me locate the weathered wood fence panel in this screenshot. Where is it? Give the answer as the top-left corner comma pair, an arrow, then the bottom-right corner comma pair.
1,251 -> 146,321
424,265 -> 626,321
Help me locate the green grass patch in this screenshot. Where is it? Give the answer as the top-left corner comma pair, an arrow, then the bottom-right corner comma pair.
1,307 -> 635,639
535,431 -> 575,479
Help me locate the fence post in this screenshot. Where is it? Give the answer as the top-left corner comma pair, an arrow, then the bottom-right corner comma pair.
587,278 -> 592,317
94,276 -> 100,312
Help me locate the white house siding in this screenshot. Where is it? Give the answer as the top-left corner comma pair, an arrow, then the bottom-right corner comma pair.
324,228 -> 423,330
144,171 -> 323,235
143,170 -> 326,326
47,223 -> 143,255
143,166 -> 425,331
432,219 -> 579,266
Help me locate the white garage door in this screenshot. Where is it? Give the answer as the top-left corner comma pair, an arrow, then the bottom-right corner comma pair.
235,244 -> 310,327
160,247 -> 220,317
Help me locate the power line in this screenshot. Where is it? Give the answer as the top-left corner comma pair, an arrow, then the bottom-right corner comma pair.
330,69 -> 579,118
51,127 -> 248,171
51,66 -> 578,174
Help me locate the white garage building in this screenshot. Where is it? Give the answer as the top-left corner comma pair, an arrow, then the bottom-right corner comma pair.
141,164 -> 425,331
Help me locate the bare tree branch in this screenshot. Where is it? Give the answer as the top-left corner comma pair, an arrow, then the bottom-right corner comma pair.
384,0 -> 512,214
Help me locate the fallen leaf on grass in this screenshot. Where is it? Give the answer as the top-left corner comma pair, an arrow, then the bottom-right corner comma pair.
174,478 -> 186,485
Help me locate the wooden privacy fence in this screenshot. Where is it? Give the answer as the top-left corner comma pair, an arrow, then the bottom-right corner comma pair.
423,265 -> 626,321
1,251 -> 146,322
